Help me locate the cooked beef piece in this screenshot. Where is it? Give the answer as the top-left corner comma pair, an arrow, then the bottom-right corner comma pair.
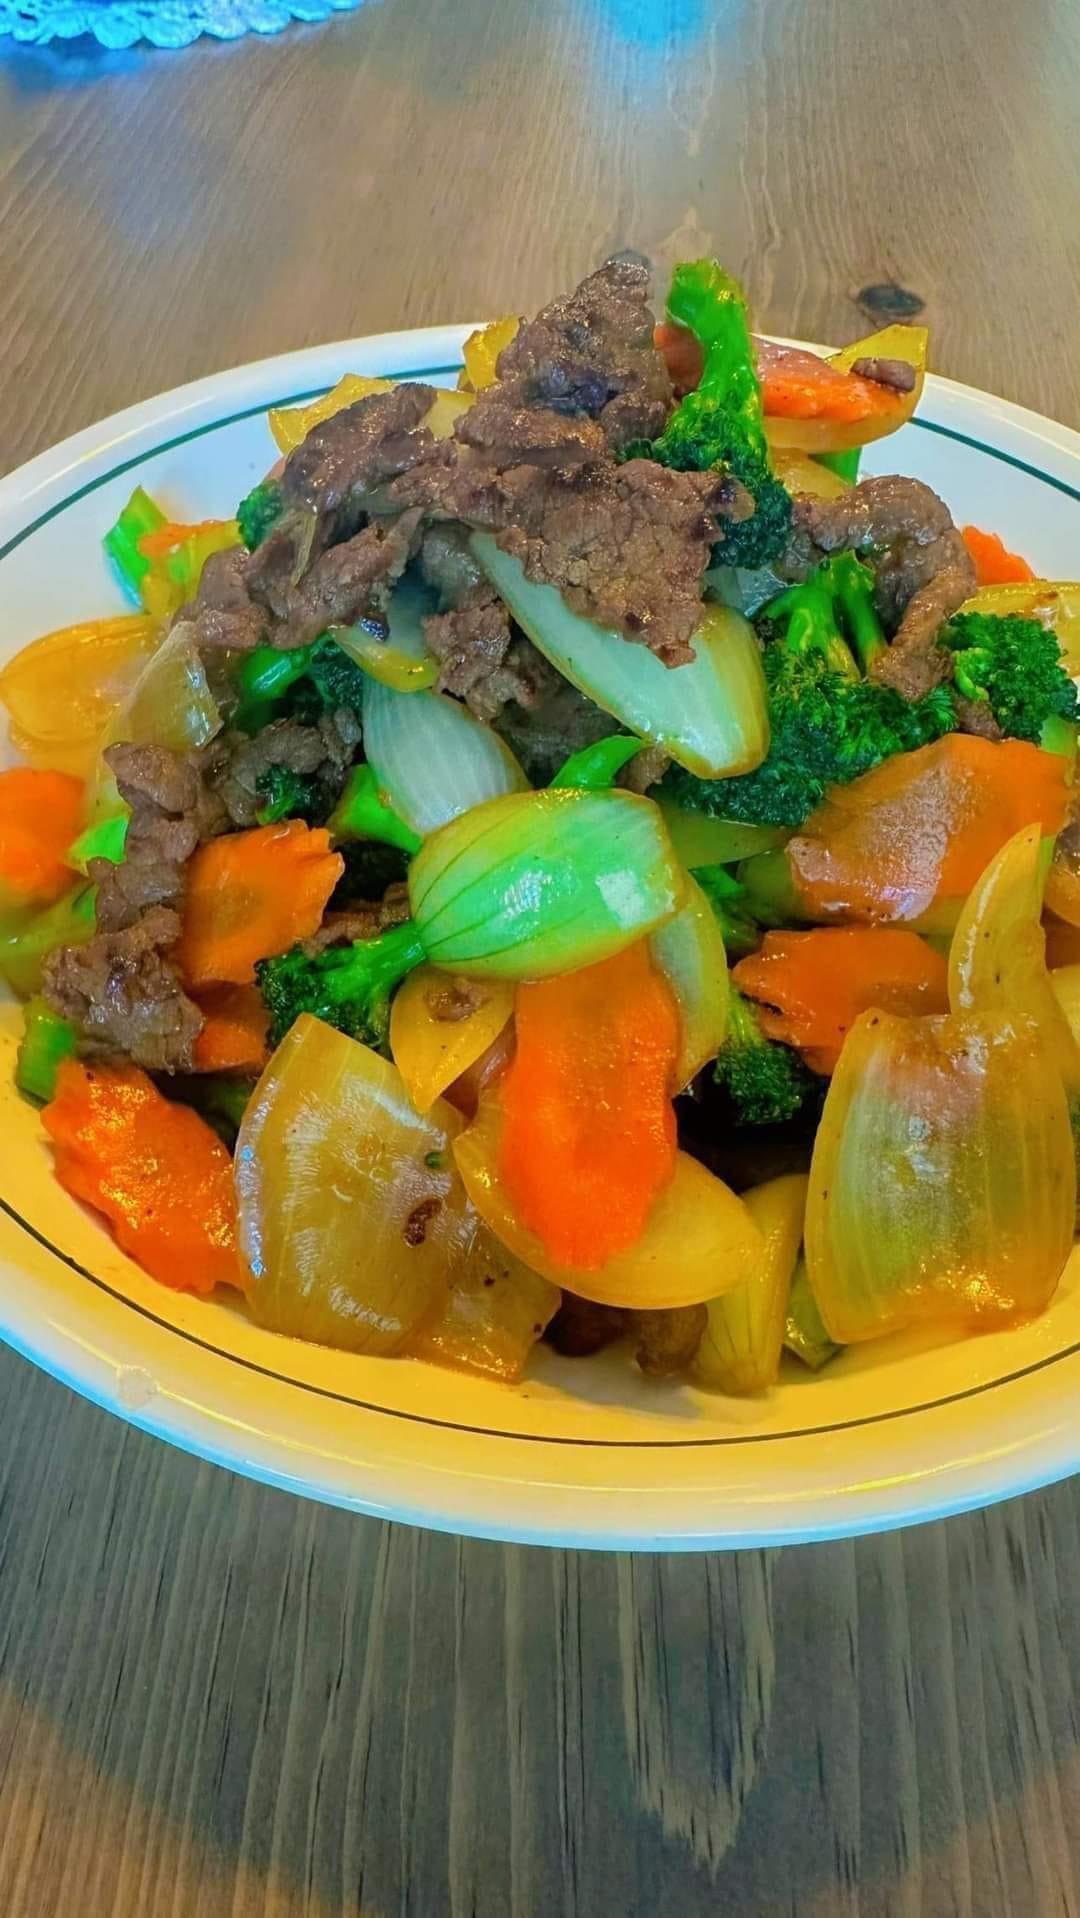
455,397 -> 606,469
629,1305 -> 708,1378
395,454 -> 746,666
416,524 -> 598,728
850,356 -> 917,393
423,588 -> 535,720
618,743 -> 670,793
782,476 -> 976,700
545,1295 -> 627,1357
952,696 -> 1004,741
493,258 -> 673,452
278,383 -> 437,520
44,906 -> 202,1074
187,551 -> 268,653
255,511 -> 423,651
92,743 -> 225,934
302,885 -> 411,955
43,743 -> 227,1073
492,654 -> 614,784
202,709 -> 362,829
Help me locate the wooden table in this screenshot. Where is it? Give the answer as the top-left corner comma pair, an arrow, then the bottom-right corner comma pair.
2,3 -> 1080,1911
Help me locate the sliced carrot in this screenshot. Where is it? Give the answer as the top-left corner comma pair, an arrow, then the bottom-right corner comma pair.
136,519 -> 233,560
754,338 -> 904,423
176,821 -> 344,988
0,767 -> 84,908
498,942 -> 679,1271
787,736 -> 1071,931
733,929 -> 949,1074
42,1060 -> 244,1294
192,983 -> 271,1073
961,526 -> 1036,586
653,320 -> 704,397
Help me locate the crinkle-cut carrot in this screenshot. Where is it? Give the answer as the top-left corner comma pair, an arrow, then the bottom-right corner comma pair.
961,526 -> 1036,586
176,821 -> 344,988
498,942 -> 679,1272
754,338 -> 904,422
788,735 -> 1071,928
0,767 -> 84,908
733,928 -> 949,1074
42,1060 -> 245,1294
192,983 -> 270,1073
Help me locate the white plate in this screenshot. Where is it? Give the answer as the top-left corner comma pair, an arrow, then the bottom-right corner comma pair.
1,326 -> 1079,1551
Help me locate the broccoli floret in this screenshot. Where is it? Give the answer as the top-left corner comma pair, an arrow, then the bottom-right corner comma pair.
714,984 -> 812,1125
256,920 -> 426,1051
690,865 -> 763,958
254,764 -> 329,826
237,478 -> 284,552
941,612 -> 1079,744
627,259 -> 792,568
663,555 -> 956,828
233,634 -> 368,735
648,398 -> 793,569
290,636 -> 370,725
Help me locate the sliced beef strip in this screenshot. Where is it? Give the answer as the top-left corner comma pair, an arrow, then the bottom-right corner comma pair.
850,356 -> 917,393
278,383 -> 437,520
302,885 -> 411,956
395,453 -> 747,667
188,548 -> 268,653
92,743 -> 226,933
493,258 -> 673,452
454,398 -> 606,469
545,1295 -> 626,1357
44,906 -> 203,1075
42,743 -> 225,1074
782,475 -> 976,700
202,709 -> 362,830
491,653 -> 615,784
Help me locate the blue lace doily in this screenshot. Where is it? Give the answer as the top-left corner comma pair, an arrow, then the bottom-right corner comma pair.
0,0 -> 361,47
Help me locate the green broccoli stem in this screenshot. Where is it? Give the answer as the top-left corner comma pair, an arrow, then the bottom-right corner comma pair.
824,553 -> 886,673
328,765 -> 422,856
233,640 -> 320,734
15,998 -> 77,1102
667,260 -> 765,449
68,811 -> 130,873
813,448 -> 862,486
549,735 -> 643,790
0,883 -> 98,999
689,864 -> 762,958
768,580 -> 860,680
1041,716 -> 1078,763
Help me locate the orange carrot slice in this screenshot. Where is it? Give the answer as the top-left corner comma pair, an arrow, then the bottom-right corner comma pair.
653,320 -> 704,397
733,928 -> 949,1074
176,821 -> 344,988
787,736 -> 1071,931
0,767 -> 84,908
498,942 -> 679,1271
961,526 -> 1036,586
754,338 -> 904,424
43,1060 -> 244,1294
192,983 -> 271,1073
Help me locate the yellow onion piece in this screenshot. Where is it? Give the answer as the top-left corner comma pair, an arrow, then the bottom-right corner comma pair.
649,875 -> 729,1089
453,1094 -> 763,1309
235,1015 -> 485,1353
389,964 -> 515,1112
770,448 -> 850,500
1052,964 -> 1080,1048
0,614 -> 158,777
269,374 -> 395,455
461,316 -> 520,393
107,618 -> 222,755
425,390 -> 473,438
405,1237 -> 559,1381
805,1007 -> 1076,1342
948,822 -> 1080,1091
694,1173 -> 808,1393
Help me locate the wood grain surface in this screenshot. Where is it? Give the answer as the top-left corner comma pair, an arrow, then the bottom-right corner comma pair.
2,0 -> 1080,1911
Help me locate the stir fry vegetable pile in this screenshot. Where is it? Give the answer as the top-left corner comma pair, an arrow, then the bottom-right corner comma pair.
4,252 -> 1080,1395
